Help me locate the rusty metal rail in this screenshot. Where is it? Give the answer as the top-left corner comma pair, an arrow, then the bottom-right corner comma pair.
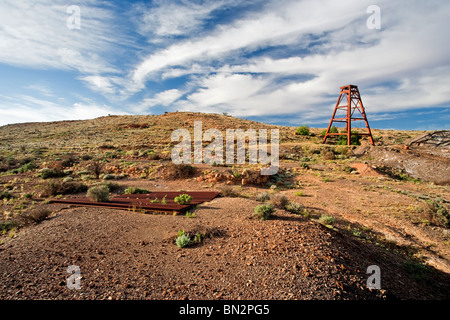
50,191 -> 220,214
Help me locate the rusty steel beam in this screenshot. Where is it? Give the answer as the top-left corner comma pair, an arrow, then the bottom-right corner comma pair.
50,191 -> 220,214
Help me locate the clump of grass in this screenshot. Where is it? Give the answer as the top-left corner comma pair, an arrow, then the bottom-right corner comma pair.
270,193 -> 289,209
294,190 -> 304,197
318,214 -> 335,226
174,194 -> 192,205
253,204 -> 274,221
124,187 -> 150,194
256,191 -> 270,202
185,211 -> 195,218
87,185 -> 110,202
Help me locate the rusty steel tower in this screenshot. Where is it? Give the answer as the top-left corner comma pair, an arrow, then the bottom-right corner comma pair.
322,85 -> 374,146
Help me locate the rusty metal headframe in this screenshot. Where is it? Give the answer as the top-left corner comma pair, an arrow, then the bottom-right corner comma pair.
322,85 -> 374,146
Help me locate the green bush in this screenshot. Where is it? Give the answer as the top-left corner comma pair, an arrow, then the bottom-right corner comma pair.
37,168 -> 64,179
174,194 -> 192,205
318,214 -> 335,226
285,202 -> 303,214
296,125 -> 310,136
427,198 -> 450,228
124,187 -> 150,194
321,126 -> 339,136
337,131 -> 361,145
253,204 -> 274,221
87,185 -> 110,202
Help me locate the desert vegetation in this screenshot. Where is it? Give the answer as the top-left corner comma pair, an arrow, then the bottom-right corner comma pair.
0,112 -> 448,300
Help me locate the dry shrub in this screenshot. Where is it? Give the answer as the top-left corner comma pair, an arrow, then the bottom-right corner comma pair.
219,186 -> 240,197
321,148 -> 335,160
18,207 -> 52,225
87,160 -> 104,179
164,163 -> 196,180
41,180 -> 87,197
87,185 -> 110,202
270,193 -> 289,209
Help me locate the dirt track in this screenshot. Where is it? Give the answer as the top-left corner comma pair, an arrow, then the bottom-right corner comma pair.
1,197 -> 449,300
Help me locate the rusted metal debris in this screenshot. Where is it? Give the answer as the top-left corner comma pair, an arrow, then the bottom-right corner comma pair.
50,191 -> 220,214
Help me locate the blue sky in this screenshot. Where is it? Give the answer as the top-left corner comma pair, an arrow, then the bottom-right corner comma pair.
0,0 -> 449,130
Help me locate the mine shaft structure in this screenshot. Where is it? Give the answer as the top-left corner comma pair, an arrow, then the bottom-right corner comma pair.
323,85 -> 374,146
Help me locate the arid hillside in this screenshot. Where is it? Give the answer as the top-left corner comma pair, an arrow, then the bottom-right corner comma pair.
0,112 -> 449,300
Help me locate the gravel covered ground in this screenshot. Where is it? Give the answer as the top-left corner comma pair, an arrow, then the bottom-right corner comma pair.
1,197 -> 449,300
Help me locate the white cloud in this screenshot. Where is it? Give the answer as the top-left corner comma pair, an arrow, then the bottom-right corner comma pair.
165,0 -> 450,122
0,94 -> 128,126
0,0 -> 122,74
134,0 -> 233,38
132,89 -> 183,113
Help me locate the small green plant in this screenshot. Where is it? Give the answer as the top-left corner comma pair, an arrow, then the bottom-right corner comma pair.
124,187 -> 150,194
174,194 -> 192,205
294,190 -> 304,197
296,125 -> 310,136
253,204 -> 274,221
318,214 -> 335,226
185,211 -> 195,218
161,195 -> 167,204
176,230 -> 191,248
87,185 -> 110,202
193,233 -> 203,244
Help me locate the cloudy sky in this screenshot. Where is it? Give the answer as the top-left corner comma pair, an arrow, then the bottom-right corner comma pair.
0,0 -> 449,130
